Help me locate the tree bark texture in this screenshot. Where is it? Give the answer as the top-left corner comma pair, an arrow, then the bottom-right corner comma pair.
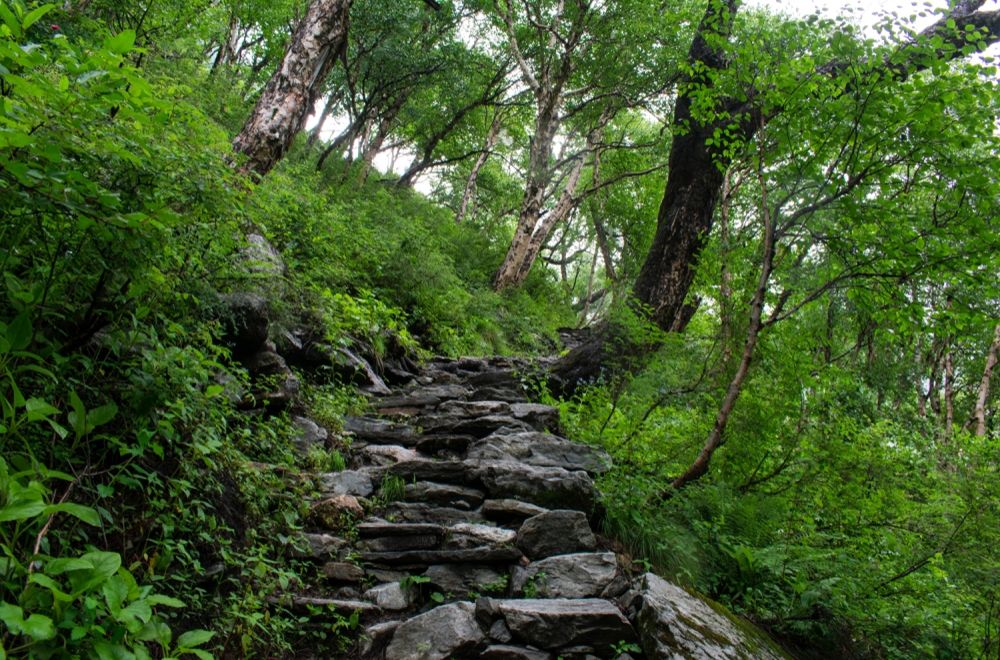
232,0 -> 353,179
973,324 -> 1000,436
456,111 -> 503,224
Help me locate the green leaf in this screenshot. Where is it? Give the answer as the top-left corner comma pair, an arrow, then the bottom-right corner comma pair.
0,5 -> 22,39
21,613 -> 56,641
175,629 -> 214,648
146,594 -> 185,608
22,5 -> 54,31
43,502 -> 100,526
0,499 -> 46,522
87,402 -> 118,430
6,313 -> 31,351
69,390 -> 86,439
106,30 -> 136,55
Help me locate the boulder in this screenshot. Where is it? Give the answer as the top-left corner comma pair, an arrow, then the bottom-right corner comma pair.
384,601 -> 485,660
362,444 -> 419,465
516,510 -> 597,559
220,292 -> 269,356
290,532 -> 346,559
511,553 -> 619,599
635,573 -> 789,660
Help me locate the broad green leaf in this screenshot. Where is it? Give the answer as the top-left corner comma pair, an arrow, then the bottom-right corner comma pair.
0,499 -> 46,522
22,5 -> 54,31
21,613 -> 56,641
44,502 -> 100,526
105,30 -> 136,55
175,629 -> 214,648
6,313 -> 31,351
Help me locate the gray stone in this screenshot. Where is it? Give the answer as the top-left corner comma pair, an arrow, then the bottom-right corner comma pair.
362,444 -> 419,465
220,292 -> 269,356
343,417 -> 416,444
317,470 -> 373,497
291,416 -> 328,452
516,510 -> 597,559
291,533 -> 346,558
333,347 -> 391,395
361,546 -> 522,567
363,581 -> 414,611
361,620 -> 401,657
321,561 -> 364,582
437,399 -> 511,416
481,645 -> 552,660
489,619 -> 514,643
635,573 -> 789,660
478,598 -> 635,652
404,482 -> 485,510
423,564 -> 508,597
382,502 -> 487,525
282,595 -> 379,618
479,463 -> 595,512
482,499 -> 548,524
511,553 -> 618,598
469,432 -> 611,474
442,523 -> 517,550
509,403 -> 561,431
385,601 -> 485,660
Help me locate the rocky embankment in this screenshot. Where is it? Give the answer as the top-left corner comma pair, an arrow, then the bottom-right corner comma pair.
275,354 -> 789,659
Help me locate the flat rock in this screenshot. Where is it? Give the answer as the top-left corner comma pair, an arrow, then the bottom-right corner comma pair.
478,598 -> 635,652
343,417 -> 416,444
636,573 -> 789,660
381,502 -> 487,525
404,481 -> 485,510
511,553 -> 618,599
321,561 -> 364,582
516,510 -> 597,559
358,522 -> 445,538
479,463 -> 595,513
423,414 -> 534,438
469,432 -> 611,474
317,469 -> 373,497
424,564 -> 509,597
482,499 -> 548,524
481,645 -> 553,660
361,546 -> 523,567
362,444 -> 419,465
385,601 -> 485,660
442,523 -> 518,550
388,459 -> 479,485
415,433 -> 476,455
437,400 -> 511,416
283,595 -> 380,617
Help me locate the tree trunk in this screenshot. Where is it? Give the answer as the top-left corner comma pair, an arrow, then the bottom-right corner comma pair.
972,324 -> 1000,436
671,131 -> 776,490
306,96 -> 336,148
232,0 -> 353,179
456,111 -> 503,223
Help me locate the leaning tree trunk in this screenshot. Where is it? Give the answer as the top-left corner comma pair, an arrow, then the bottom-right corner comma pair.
232,0 -> 352,179
972,325 -> 1000,436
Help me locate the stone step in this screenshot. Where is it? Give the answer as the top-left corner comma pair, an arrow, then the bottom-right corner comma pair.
467,432 -> 611,474
343,416 -> 418,445
403,481 -> 485,510
387,459 -> 596,513
475,598 -> 638,655
360,545 -> 523,569
510,553 -> 625,599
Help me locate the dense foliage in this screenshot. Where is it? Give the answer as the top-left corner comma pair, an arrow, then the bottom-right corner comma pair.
1,0 -> 998,657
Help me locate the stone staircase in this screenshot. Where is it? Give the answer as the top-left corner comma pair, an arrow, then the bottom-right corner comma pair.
279,355 -> 789,660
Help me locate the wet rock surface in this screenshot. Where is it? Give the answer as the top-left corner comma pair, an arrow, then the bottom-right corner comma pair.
274,355 -> 789,659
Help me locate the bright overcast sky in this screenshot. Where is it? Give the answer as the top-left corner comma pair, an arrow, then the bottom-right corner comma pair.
748,0 -> 1000,32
